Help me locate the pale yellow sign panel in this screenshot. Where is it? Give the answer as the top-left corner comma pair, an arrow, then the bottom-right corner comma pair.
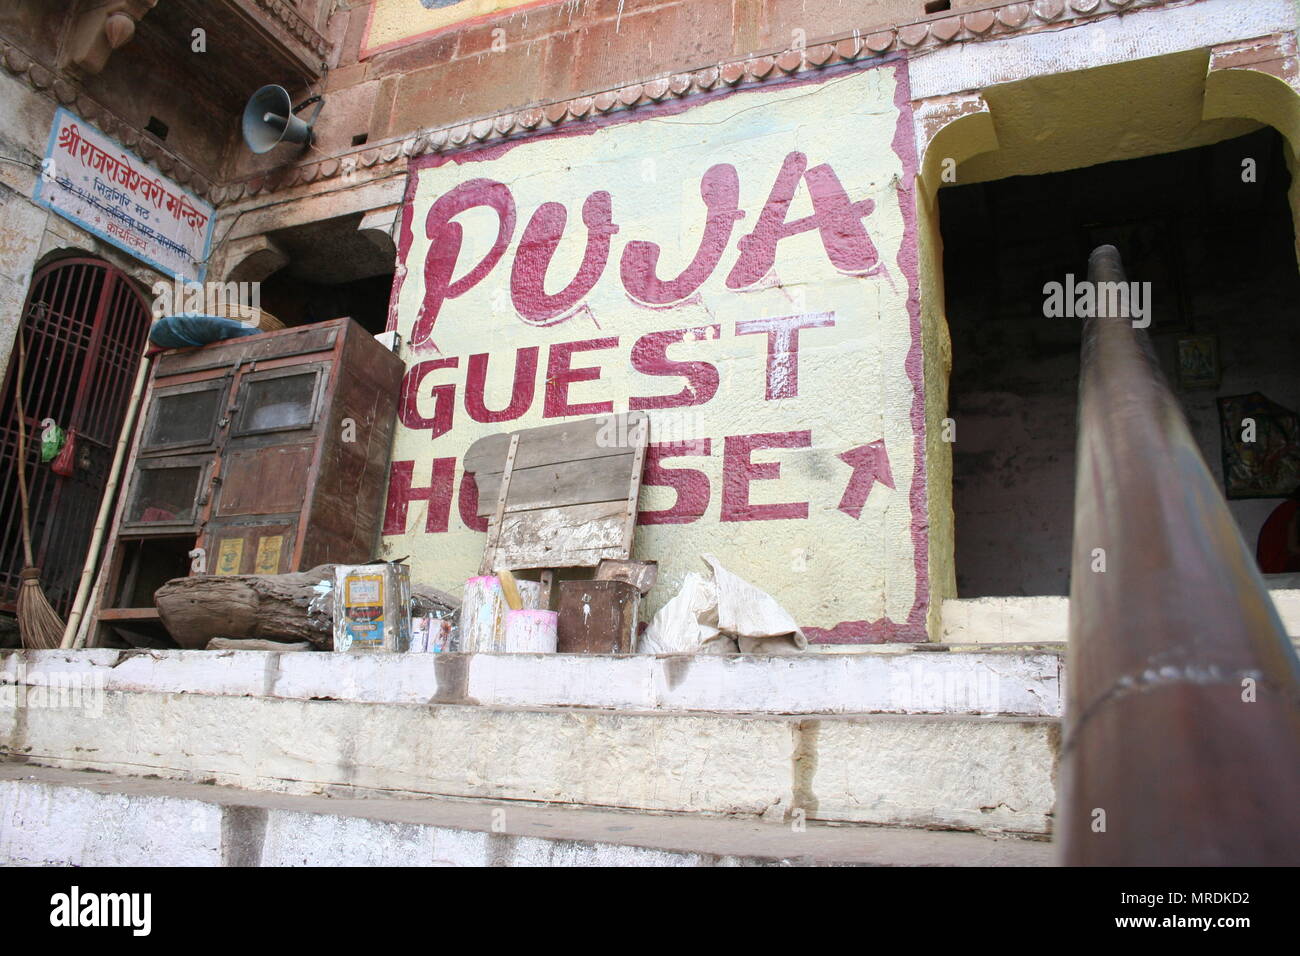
215,538 -> 244,576
386,63 -> 926,642
365,0 -> 544,55
254,535 -> 284,575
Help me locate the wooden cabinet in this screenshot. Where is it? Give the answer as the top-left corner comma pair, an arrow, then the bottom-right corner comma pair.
90,318 -> 403,647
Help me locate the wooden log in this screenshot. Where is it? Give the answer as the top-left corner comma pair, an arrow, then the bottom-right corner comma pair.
154,564 -> 458,651
206,638 -> 313,652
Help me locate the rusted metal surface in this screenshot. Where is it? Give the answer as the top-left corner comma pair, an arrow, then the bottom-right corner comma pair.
1061,245 -> 1300,865
557,580 -> 639,654
0,259 -> 150,616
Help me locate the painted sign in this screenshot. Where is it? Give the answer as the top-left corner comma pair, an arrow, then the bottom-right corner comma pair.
385,59 -> 927,642
363,0 -> 546,56
34,108 -> 215,282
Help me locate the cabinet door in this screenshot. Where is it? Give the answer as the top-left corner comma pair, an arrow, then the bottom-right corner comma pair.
230,363 -> 327,438
121,454 -> 214,533
138,378 -> 228,454
214,443 -> 315,517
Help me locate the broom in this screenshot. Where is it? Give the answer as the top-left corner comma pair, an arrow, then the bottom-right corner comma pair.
12,330 -> 65,649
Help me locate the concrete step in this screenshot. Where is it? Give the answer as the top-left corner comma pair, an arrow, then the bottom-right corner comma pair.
0,648 -> 1059,835
0,645 -> 1063,716
0,764 -> 1053,867
941,588 -> 1300,644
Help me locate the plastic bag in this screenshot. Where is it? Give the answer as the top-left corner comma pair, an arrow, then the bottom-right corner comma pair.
639,554 -> 807,655
50,428 -> 77,477
149,315 -> 260,349
39,419 -> 65,463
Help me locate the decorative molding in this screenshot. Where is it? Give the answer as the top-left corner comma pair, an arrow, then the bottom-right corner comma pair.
2,0 -> 1181,210
245,0 -> 332,62
0,38 -> 214,199
61,0 -> 158,75
213,0 -> 1182,206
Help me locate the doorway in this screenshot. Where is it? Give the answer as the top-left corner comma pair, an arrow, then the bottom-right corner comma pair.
940,127 -> 1300,596
0,257 -> 152,618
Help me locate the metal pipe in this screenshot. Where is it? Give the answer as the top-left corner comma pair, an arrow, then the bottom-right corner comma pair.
1061,244 -> 1300,864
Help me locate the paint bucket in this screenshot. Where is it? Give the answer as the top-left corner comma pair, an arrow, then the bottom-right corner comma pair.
461,575 -> 543,652
504,609 -> 558,653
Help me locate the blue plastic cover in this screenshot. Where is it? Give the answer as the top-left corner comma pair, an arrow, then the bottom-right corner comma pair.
149,315 -> 260,349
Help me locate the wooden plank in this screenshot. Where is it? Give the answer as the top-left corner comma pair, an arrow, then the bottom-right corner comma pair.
154,325 -> 339,377
98,607 -> 161,621
488,500 -> 630,571
620,417 -> 648,553
474,452 -> 637,516
464,411 -> 648,476
480,433 -> 519,575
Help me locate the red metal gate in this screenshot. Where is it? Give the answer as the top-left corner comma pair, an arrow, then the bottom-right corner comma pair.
0,258 -> 151,616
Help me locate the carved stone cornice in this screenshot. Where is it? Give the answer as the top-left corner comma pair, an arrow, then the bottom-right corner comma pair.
213,0 -> 1181,206
1,38 -> 214,199
61,0 -> 159,75
237,0 -> 332,71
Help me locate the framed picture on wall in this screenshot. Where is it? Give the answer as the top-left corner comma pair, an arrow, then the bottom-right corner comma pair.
1082,216 -> 1190,333
1217,392 -> 1300,499
1177,334 -> 1220,389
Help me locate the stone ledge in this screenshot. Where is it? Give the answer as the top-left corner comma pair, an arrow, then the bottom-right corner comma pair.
0,646 -> 1062,717
0,690 -> 1059,833
0,764 -> 1053,866
941,589 -> 1300,644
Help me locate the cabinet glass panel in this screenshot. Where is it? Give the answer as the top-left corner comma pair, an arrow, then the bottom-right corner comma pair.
127,464 -> 205,525
142,383 -> 224,450
235,368 -> 323,435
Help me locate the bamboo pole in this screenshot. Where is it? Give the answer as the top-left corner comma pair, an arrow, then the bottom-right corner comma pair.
60,348 -> 152,649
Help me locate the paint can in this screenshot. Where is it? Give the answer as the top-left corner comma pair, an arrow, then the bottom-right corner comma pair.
411,614 -> 457,652
333,562 -> 411,653
461,575 -> 542,652
504,609 -> 558,653
557,580 -> 639,653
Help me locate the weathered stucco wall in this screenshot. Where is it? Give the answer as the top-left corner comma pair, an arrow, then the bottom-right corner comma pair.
0,68 -> 163,376
383,60 -> 929,642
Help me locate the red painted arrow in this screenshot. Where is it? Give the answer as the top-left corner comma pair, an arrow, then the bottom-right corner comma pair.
837,441 -> 894,518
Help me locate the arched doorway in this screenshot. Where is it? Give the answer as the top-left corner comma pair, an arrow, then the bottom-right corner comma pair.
917,50 -> 1300,618
0,257 -> 152,618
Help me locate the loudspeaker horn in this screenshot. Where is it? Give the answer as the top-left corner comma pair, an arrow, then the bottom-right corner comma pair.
241,85 -> 324,155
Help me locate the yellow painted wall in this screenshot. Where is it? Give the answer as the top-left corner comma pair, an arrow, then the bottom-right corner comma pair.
365,0 -> 543,54
384,62 -> 930,642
